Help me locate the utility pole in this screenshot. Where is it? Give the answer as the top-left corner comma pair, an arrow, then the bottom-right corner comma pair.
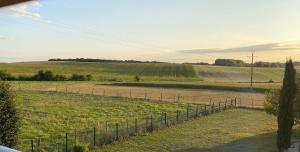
247,51 -> 257,88
250,52 -> 254,87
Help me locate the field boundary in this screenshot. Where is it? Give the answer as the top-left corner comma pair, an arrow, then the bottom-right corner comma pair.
102,82 -> 269,93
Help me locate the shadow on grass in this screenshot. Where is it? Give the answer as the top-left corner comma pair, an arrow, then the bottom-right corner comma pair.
174,132 -> 277,152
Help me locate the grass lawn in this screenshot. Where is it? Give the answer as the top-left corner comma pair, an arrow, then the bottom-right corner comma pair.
95,109 -> 278,152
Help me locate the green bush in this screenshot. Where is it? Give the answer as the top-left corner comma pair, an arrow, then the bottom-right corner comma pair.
0,82 -> 19,147
73,144 -> 88,152
0,71 -> 16,81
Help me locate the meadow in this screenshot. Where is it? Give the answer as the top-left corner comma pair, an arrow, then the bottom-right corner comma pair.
0,62 -> 198,82
2,61 -> 292,151
15,90 -> 195,151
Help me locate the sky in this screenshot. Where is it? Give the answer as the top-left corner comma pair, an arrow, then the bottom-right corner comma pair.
1,0 -> 300,63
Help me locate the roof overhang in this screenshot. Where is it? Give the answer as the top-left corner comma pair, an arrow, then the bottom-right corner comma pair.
0,0 -> 32,7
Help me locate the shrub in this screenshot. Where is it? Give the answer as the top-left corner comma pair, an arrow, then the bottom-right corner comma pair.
134,75 -> 141,82
54,74 -> 67,81
264,89 -> 280,116
70,74 -> 86,81
0,82 -> 19,147
32,70 -> 55,81
86,74 -> 93,81
0,71 -> 16,81
73,144 -> 88,152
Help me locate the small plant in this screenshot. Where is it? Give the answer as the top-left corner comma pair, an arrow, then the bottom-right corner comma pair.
73,144 -> 88,152
134,75 -> 141,82
268,79 -> 275,83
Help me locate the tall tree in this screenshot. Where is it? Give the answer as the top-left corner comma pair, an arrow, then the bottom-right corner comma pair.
277,59 -> 297,151
0,82 -> 19,147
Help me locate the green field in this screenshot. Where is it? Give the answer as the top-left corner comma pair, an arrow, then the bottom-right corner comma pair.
194,65 -> 285,82
0,62 -> 197,82
97,109 -> 281,152
15,91 -> 193,151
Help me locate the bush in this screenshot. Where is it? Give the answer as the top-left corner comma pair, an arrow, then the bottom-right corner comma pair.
73,144 -> 88,152
86,74 -> 93,81
32,70 -> 55,81
134,75 -> 141,82
0,71 -> 16,81
70,74 -> 86,81
54,74 -> 67,81
264,89 -> 280,116
0,82 -> 19,147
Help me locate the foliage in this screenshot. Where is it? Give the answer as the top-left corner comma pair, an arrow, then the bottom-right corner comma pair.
0,82 -> 19,147
277,59 -> 297,151
134,75 -> 141,82
73,144 -> 89,152
264,89 -> 280,116
0,71 -> 16,81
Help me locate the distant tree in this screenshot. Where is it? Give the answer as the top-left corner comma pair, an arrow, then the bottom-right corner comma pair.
70,74 -> 86,81
277,59 -> 297,151
86,74 -> 93,81
0,82 -> 19,147
134,75 -> 141,82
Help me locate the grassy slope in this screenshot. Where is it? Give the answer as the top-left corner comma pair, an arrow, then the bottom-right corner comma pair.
0,62 -> 197,81
96,109 -> 278,152
194,65 -> 285,82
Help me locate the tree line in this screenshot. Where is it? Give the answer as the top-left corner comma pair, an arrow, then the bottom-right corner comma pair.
214,59 -> 292,67
0,70 -> 93,81
48,58 -> 164,64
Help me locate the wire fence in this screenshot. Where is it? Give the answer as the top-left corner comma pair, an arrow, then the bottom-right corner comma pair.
25,99 -> 237,152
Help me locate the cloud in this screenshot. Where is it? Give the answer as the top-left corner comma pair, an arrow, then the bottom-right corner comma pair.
1,1 -> 41,18
0,35 -> 7,40
177,41 -> 300,54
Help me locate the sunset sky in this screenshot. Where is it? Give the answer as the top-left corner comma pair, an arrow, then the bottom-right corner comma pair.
1,0 -> 300,63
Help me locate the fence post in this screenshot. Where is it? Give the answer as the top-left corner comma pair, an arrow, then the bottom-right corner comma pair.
74,129 -> 77,146
234,97 -> 237,107
164,112 -> 167,126
65,133 -> 68,152
150,115 -> 153,132
218,102 -> 221,111
209,98 -> 212,105
31,139 -> 34,152
93,127 -> 96,147
224,101 -> 227,110
115,123 -> 119,141
204,105 -> 207,115
145,117 -> 149,131
126,119 -> 129,134
105,121 -> 108,134
135,119 -> 138,134
186,105 -> 189,121
196,105 -> 199,117
176,110 -> 180,123
129,89 -> 131,99
211,102 -> 215,113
